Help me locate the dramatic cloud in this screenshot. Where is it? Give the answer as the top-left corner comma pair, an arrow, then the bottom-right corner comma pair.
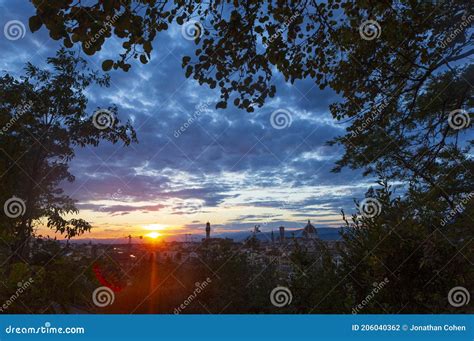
0,1 -> 377,237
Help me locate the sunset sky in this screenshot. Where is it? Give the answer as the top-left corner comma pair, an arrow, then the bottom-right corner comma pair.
1,1 -> 377,241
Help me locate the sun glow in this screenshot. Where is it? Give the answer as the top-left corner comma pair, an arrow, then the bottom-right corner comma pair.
143,224 -> 168,231
146,231 -> 161,239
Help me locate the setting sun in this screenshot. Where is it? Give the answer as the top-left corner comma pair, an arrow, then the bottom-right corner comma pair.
146,231 -> 161,239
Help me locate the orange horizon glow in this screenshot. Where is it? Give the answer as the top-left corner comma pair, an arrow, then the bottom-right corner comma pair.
143,224 -> 169,231
146,231 -> 161,239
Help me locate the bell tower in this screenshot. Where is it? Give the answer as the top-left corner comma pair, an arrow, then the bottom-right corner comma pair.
279,226 -> 285,242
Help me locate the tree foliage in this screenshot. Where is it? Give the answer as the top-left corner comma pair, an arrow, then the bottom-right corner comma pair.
338,182 -> 473,313
0,49 -> 137,256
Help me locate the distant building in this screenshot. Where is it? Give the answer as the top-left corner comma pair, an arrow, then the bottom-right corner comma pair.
201,222 -> 234,245
279,226 -> 285,242
303,220 -> 317,239
205,222 -> 211,239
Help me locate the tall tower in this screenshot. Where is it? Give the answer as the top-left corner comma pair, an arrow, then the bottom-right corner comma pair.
205,222 -> 211,239
279,226 -> 285,242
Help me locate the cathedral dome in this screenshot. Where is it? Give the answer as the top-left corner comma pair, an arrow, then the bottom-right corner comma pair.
303,220 -> 317,238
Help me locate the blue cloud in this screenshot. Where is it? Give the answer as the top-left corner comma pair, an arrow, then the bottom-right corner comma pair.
0,2 -> 374,231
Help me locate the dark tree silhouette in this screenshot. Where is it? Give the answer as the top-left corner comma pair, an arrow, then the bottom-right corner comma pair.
338,182 -> 473,313
0,49 -> 137,259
